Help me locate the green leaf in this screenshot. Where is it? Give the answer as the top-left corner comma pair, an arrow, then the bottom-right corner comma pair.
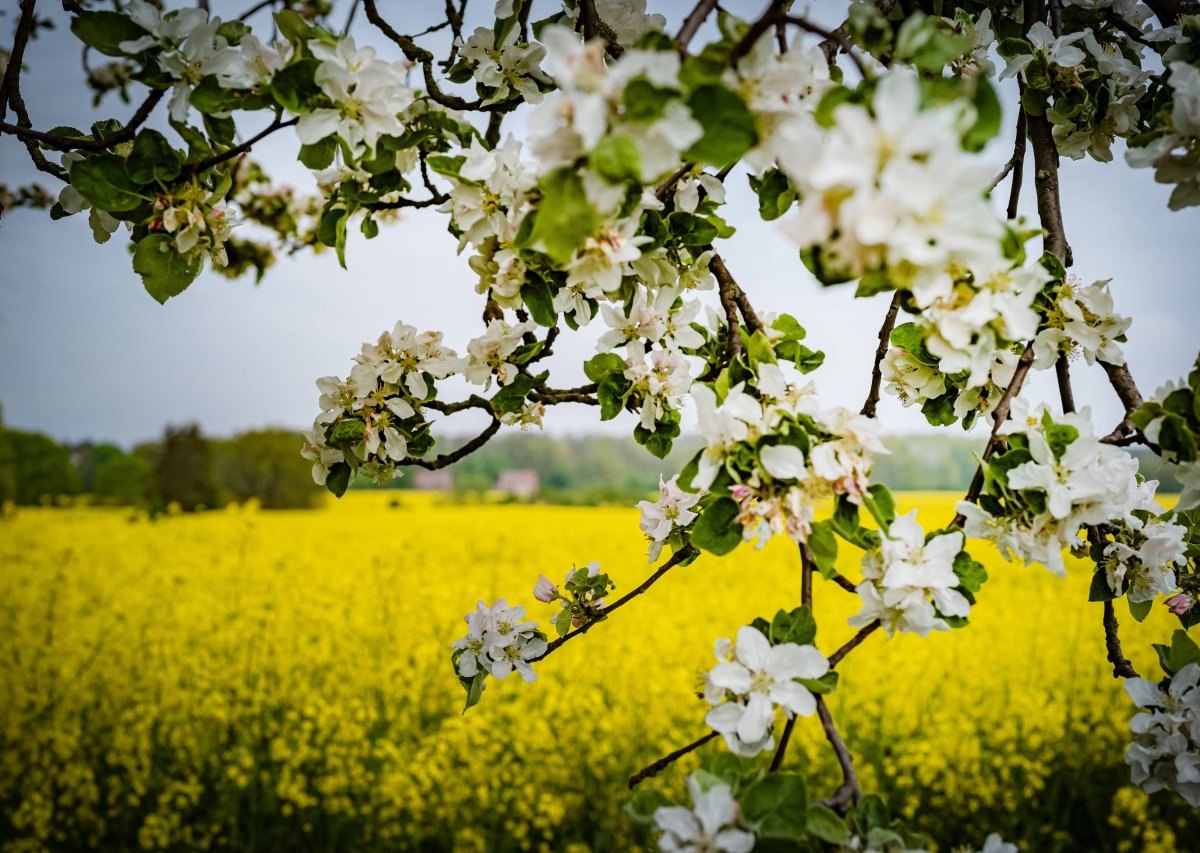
1159,413 -> 1198,462
684,84 -> 758,167
329,419 -> 366,445
952,551 -> 988,594
798,670 -> 839,695
865,484 -> 896,526
748,168 -> 795,221
523,168 -> 598,265
491,373 -> 542,415
808,521 -> 839,580
299,137 -> 338,170
462,670 -> 486,712
1088,572 -> 1117,604
806,803 -> 850,844
71,11 -> 150,57
521,276 -> 557,327
126,130 -> 181,184
1154,629 -> 1200,675
963,77 -> 1001,152
591,135 -> 642,183
921,391 -> 958,428
275,10 -> 324,49
584,353 -> 627,383
769,605 -> 817,646
325,462 -> 352,498
624,788 -> 671,825
741,774 -> 808,840
889,322 -> 938,366
1129,597 -> 1153,623
70,154 -> 145,212
554,606 -> 574,638
270,59 -> 322,115
132,234 -> 203,304
691,497 -> 742,556
1044,423 -> 1080,460
597,375 -> 628,421
623,78 -> 673,122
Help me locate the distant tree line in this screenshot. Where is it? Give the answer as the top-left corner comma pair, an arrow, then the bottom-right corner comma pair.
0,407 -> 1178,511
0,408 -> 321,510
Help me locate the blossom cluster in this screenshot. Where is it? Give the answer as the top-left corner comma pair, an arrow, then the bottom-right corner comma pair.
688,349 -> 886,550
1125,662 -> 1200,806
451,599 -> 547,685
1032,277 -> 1131,369
958,402 -> 1170,577
533,561 -> 614,637
301,321 -> 459,488
702,624 -> 829,757
637,475 -> 701,561
851,511 -> 981,638
652,773 -> 754,853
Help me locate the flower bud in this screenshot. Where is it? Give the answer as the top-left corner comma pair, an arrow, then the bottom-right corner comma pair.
1165,593 -> 1192,616
533,574 -> 558,603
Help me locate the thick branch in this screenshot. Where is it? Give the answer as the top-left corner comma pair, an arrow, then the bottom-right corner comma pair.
861,293 -> 901,418
403,417 -> 501,470
676,0 -> 719,53
1103,599 -> 1139,679
1055,356 -> 1076,414
1027,112 -> 1072,265
816,696 -> 861,815
1,90 -> 165,153
1102,361 -> 1144,417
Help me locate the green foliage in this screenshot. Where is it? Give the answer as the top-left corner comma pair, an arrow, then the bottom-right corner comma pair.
70,11 -> 149,57
684,84 -> 758,167
691,496 -> 742,556
214,430 -> 322,509
2,429 -> 82,505
154,423 -> 220,512
133,235 -> 204,303
522,168 -> 598,265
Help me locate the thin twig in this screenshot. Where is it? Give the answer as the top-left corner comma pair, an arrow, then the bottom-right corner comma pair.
1055,356 -> 1076,414
952,341 -> 1036,527
184,116 -> 298,175
828,621 -> 880,669
534,545 -> 698,661
402,418 -> 501,470
628,731 -> 719,788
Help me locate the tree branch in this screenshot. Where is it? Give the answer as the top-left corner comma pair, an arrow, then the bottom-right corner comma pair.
861,292 -> 901,418
628,731 -> 719,788
816,695 -> 861,815
676,0 -> 719,53
1103,599 -> 1139,679
402,417 -> 501,470
952,341 -> 1037,526
828,621 -> 880,669
535,545 -> 698,661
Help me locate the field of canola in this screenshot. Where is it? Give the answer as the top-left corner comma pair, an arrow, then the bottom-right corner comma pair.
1,492 -> 1198,852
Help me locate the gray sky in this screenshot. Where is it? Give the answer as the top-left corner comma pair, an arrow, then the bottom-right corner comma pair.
1,1 -> 1198,447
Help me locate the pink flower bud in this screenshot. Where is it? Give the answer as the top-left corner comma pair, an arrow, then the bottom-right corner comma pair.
730,484 -> 751,500
533,574 -> 558,603
1166,593 -> 1192,616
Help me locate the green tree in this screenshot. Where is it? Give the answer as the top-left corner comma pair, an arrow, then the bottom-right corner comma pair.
4,429 -> 82,505
0,405 -> 15,505
94,451 -> 154,506
155,424 -> 220,511
215,429 -> 321,509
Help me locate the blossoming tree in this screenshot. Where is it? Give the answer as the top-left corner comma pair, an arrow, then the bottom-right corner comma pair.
4,0 -> 1200,848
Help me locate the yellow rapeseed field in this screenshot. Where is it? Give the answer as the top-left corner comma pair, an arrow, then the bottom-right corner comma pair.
0,493 -> 1196,852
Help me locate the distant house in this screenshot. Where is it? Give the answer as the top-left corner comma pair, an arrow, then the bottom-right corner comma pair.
412,469 -> 453,490
495,469 -> 539,497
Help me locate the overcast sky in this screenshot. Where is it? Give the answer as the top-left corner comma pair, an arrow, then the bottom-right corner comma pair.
1,1 -> 1197,448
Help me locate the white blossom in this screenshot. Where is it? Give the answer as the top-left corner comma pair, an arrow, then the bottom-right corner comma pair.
637,475 -> 701,561
704,625 -> 828,756
653,773 -> 754,853
1125,663 -> 1200,806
